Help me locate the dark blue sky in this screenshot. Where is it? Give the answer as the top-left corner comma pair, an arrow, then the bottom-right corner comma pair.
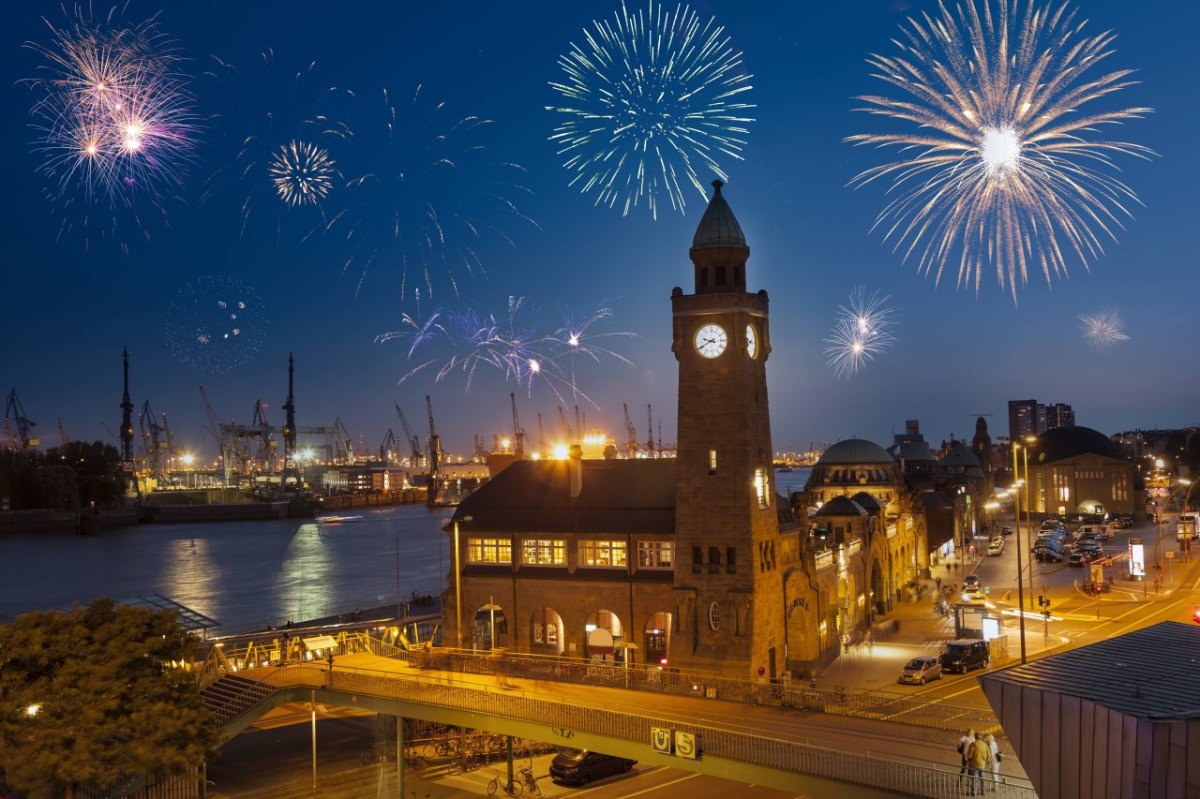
2,0 -> 1196,459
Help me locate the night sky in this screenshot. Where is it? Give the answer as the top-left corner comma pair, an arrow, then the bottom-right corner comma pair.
2,0 -> 1196,460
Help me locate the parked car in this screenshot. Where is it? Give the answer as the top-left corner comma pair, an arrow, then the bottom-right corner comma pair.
963,574 -> 981,589
898,656 -> 943,685
939,639 -> 990,674
550,750 -> 636,786
1000,525 -> 1013,536
987,538 -> 1005,556
1069,549 -> 1104,566
961,584 -> 986,604
1033,545 -> 1064,563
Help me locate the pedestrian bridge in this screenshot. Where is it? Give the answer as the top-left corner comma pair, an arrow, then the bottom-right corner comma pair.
198,638 -> 1037,799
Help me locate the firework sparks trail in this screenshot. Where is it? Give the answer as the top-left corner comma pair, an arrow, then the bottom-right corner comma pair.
201,50 -> 342,238
377,297 -> 636,405
319,85 -> 535,301
548,0 -> 755,220
823,287 -> 898,379
24,6 -> 198,248
165,276 -> 269,373
847,0 -> 1153,301
1079,308 -> 1130,349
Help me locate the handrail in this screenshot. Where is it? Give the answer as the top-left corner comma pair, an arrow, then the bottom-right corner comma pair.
252,662 -> 1035,799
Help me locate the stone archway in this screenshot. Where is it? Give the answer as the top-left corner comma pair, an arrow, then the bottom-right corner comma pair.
643,611 -> 672,665
869,555 -> 886,619
473,603 -> 507,650
584,609 -> 623,662
530,607 -> 564,655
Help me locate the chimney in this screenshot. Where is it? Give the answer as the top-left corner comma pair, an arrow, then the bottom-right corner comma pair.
569,444 -> 583,499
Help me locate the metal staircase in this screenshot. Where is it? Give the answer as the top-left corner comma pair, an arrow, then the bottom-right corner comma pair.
200,674 -> 278,727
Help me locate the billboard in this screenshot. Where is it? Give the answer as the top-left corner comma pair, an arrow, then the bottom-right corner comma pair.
1128,538 -> 1145,578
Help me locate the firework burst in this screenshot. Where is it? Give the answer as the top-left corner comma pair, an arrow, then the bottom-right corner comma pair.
319,85 -> 535,301
548,0 -> 754,219
847,0 -> 1153,301
165,276 -> 269,373
1079,308 -> 1130,349
377,297 -> 635,404
269,140 -> 337,207
202,50 -> 341,237
24,7 -> 198,248
823,287 -> 898,379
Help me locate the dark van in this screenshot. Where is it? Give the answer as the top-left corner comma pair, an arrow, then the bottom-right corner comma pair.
549,749 -> 636,786
939,639 -> 990,674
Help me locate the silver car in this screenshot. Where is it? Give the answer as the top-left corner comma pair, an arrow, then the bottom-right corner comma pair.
898,656 -> 943,685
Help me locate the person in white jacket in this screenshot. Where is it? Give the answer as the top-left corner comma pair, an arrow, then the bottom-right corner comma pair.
986,733 -> 1002,790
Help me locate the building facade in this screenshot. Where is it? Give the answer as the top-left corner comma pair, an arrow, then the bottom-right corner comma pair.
443,182 -> 801,679
1026,425 -> 1141,519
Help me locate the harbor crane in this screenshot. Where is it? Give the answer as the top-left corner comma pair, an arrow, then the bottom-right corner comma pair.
537,412 -> 546,455
3,389 -> 39,449
379,428 -> 399,464
138,400 -> 170,479
647,403 -> 655,457
394,403 -> 423,468
425,395 -> 441,476
557,405 -> 572,442
57,419 -> 68,449
510,392 -> 525,458
333,417 -> 355,464
622,403 -> 638,457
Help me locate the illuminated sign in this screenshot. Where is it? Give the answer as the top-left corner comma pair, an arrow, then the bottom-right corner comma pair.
1128,539 -> 1145,578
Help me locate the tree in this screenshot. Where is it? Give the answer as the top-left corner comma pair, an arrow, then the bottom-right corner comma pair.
0,600 -> 217,798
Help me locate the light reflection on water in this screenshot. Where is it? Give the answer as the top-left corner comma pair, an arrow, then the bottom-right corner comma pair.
0,504 -> 454,632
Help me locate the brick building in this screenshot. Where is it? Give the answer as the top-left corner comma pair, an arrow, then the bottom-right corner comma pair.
443,182 -> 803,679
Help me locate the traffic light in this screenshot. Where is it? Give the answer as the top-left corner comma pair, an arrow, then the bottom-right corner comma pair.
1192,605 -> 1200,625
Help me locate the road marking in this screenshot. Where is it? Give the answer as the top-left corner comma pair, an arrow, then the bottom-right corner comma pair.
575,771 -> 699,797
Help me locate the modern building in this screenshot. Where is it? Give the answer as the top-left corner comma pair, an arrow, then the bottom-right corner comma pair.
444,181 -> 804,679
1045,402 -> 1075,430
1009,399 -> 1075,441
1024,425 -> 1141,519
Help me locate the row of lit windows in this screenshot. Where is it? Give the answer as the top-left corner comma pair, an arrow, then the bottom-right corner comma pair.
468,538 -> 674,569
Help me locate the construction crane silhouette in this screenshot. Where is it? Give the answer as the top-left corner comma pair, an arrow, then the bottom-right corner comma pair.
622,403 -> 638,457
3,389 -> 38,449
394,403 -> 423,468
510,392 -> 525,458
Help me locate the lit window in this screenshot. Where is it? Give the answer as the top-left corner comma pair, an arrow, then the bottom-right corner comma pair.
522,539 -> 566,566
467,537 -> 512,563
579,540 -> 627,567
637,541 -> 674,569
755,468 -> 770,508
546,623 -> 558,644
709,449 -> 717,474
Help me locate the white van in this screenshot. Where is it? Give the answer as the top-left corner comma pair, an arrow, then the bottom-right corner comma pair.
1078,524 -> 1111,540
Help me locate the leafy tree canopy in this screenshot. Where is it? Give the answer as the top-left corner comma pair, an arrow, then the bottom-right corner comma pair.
0,600 -> 216,798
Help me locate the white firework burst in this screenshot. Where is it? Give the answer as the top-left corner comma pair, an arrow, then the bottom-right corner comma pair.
269,140 -> 336,207
848,0 -> 1153,301
1079,308 -> 1130,349
824,287 -> 898,379
548,0 -> 754,219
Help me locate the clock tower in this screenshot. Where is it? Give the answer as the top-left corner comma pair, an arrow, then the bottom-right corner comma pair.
671,180 -> 783,678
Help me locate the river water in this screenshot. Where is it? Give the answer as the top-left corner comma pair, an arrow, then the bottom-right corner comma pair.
0,468 -> 810,633
0,504 -> 455,633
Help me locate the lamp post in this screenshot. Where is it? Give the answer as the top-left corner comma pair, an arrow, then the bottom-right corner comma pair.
482,596 -> 502,650
1021,434 -> 1038,611
1011,443 -> 1027,664
452,515 -> 474,649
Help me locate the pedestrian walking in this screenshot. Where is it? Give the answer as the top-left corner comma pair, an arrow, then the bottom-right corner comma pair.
967,732 -> 990,796
956,729 -> 975,790
865,629 -> 875,655
935,576 -> 943,594
986,733 -> 1002,790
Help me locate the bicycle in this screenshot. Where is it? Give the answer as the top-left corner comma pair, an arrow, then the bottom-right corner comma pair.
517,765 -> 542,797
361,742 -> 392,766
487,769 -> 523,797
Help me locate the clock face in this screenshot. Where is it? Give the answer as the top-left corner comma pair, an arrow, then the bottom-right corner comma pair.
694,323 -> 728,358
745,324 -> 758,359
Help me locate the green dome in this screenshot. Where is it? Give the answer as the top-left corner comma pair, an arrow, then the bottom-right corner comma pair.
818,438 -> 895,466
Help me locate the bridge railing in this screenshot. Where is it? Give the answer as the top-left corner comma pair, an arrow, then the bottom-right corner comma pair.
258,662 -> 1035,799
387,643 -> 1001,735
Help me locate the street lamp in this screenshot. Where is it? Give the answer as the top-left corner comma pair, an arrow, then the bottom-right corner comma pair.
482,596 -> 502,650
452,515 -> 473,649
1011,443 -> 1028,664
